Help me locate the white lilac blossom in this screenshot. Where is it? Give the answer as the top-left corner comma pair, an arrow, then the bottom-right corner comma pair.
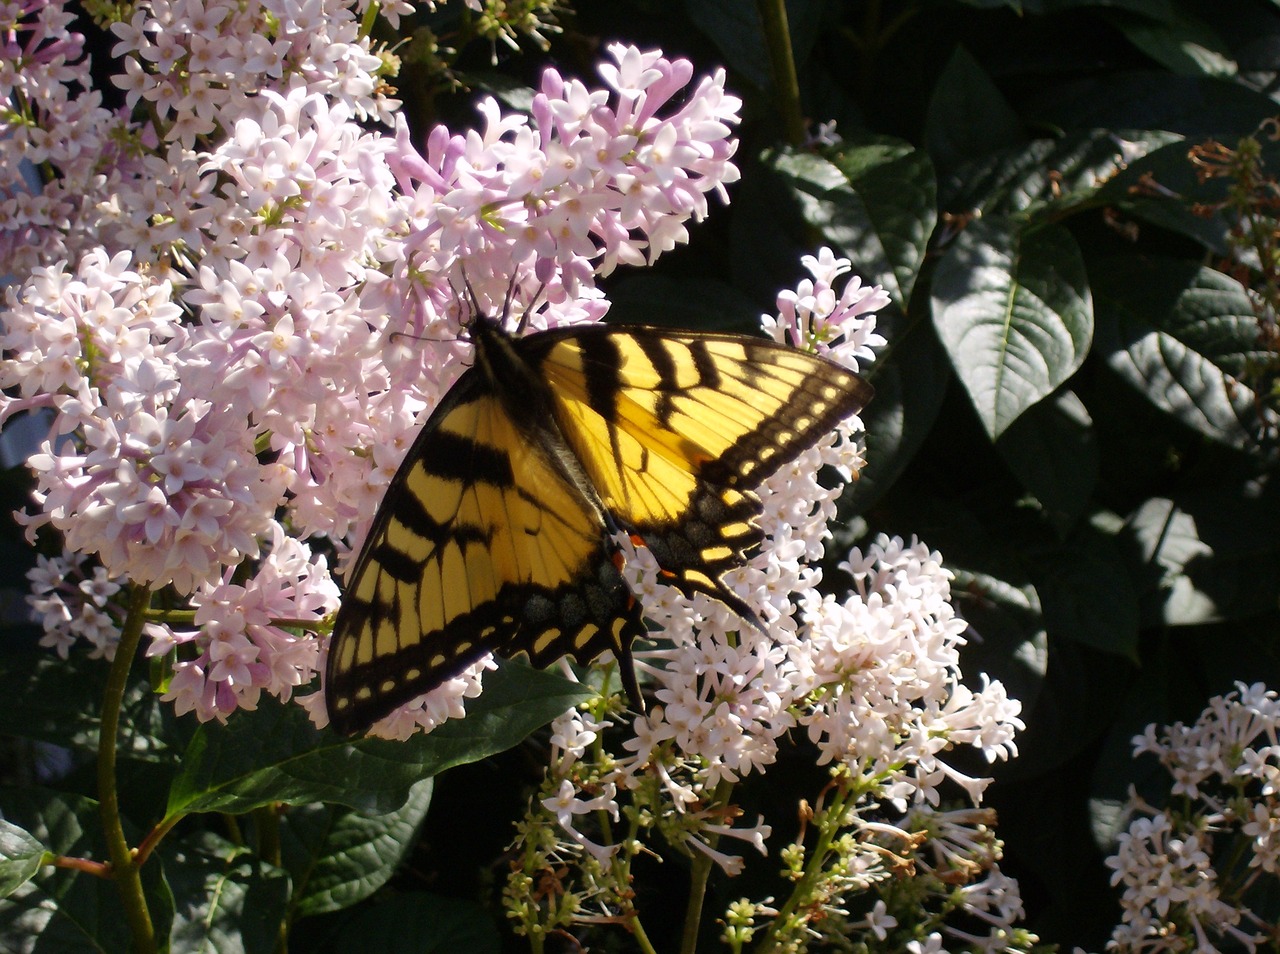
1102,682 -> 1280,953
500,259 -> 1034,952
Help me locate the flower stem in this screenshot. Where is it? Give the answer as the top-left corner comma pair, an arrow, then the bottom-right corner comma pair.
757,780 -> 852,952
98,583 -> 157,954
632,915 -> 658,954
756,0 -> 806,146
679,778 -> 736,954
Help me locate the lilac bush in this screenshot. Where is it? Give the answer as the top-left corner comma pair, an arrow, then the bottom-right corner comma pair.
0,1 -> 1053,950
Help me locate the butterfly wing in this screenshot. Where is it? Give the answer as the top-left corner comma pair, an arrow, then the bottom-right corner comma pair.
325,369 -> 644,735
525,326 -> 874,620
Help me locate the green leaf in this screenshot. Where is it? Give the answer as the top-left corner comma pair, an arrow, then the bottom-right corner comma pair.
167,663 -> 588,819
685,0 -> 828,95
285,777 -> 433,919
841,307 -> 950,515
1121,485 -> 1280,626
684,1 -> 770,92
924,46 -> 1023,174
1026,71 -> 1276,138
768,141 -> 937,308
164,832 -> 290,954
941,129 -> 1181,219
996,390 -> 1098,529
0,822 -> 49,899
950,566 -> 1049,718
1094,135 -> 1233,255
1030,522 -> 1140,657
932,219 -> 1094,439
825,141 -> 937,307
1105,11 -> 1237,78
1092,258 -> 1270,450
464,72 -> 535,114
324,892 -> 501,954
729,155 -> 815,301
605,275 -> 762,333
0,651 -> 182,760
0,787 -> 173,953
950,0 -> 1024,10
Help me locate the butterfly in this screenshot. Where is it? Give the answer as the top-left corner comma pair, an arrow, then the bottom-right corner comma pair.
324,308 -> 873,734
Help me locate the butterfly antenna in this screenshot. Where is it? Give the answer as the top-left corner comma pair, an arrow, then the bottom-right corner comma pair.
514,278 -> 549,335
451,262 -> 484,329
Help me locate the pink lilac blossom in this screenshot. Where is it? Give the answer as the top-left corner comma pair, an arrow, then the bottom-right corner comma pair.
1,17 -> 746,732
384,40 -> 741,319
28,551 -> 122,659
145,528 -> 337,722
0,0 -> 394,274
0,0 -> 120,273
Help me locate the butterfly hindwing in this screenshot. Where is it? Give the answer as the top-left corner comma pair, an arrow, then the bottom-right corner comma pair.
326,370 -> 645,735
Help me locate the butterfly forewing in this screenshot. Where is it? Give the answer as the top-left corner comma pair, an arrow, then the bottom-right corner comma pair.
529,326 -> 873,614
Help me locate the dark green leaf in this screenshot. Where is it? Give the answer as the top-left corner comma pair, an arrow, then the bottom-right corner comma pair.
768,142 -> 937,308
1121,483 -> 1280,626
932,219 -> 1094,439
996,391 -> 1098,529
1031,522 -> 1140,657
285,777 -> 433,919
0,651 -> 181,760
841,307 -> 950,516
0,822 -> 48,899
323,892 -> 501,954
1093,258 -> 1271,450
684,0 -> 770,92
941,129 -> 1181,218
167,663 -> 588,818
164,831 -> 290,954
1105,11 -> 1236,78
950,0 -> 1024,10
729,154 -> 815,302
1094,136 -> 1233,255
685,0 -> 830,95
951,567 -> 1049,719
924,46 -> 1023,175
824,141 -> 936,307
464,72 -> 535,114
605,275 -> 761,333
0,787 -> 173,953
1026,71 -> 1276,139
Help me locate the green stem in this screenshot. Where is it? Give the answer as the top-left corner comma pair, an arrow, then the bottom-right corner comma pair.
632,915 -> 659,954
679,778 -> 736,954
358,0 -> 379,37
756,782 -> 852,952
756,0 -> 806,146
98,583 -> 157,954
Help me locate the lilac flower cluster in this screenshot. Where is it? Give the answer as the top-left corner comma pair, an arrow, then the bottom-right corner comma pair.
0,0 -> 744,727
1102,682 -> 1280,953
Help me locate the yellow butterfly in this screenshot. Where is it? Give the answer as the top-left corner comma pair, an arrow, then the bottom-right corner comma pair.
325,310 -> 873,734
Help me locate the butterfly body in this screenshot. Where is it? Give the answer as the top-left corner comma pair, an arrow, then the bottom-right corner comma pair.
325,312 -> 873,735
